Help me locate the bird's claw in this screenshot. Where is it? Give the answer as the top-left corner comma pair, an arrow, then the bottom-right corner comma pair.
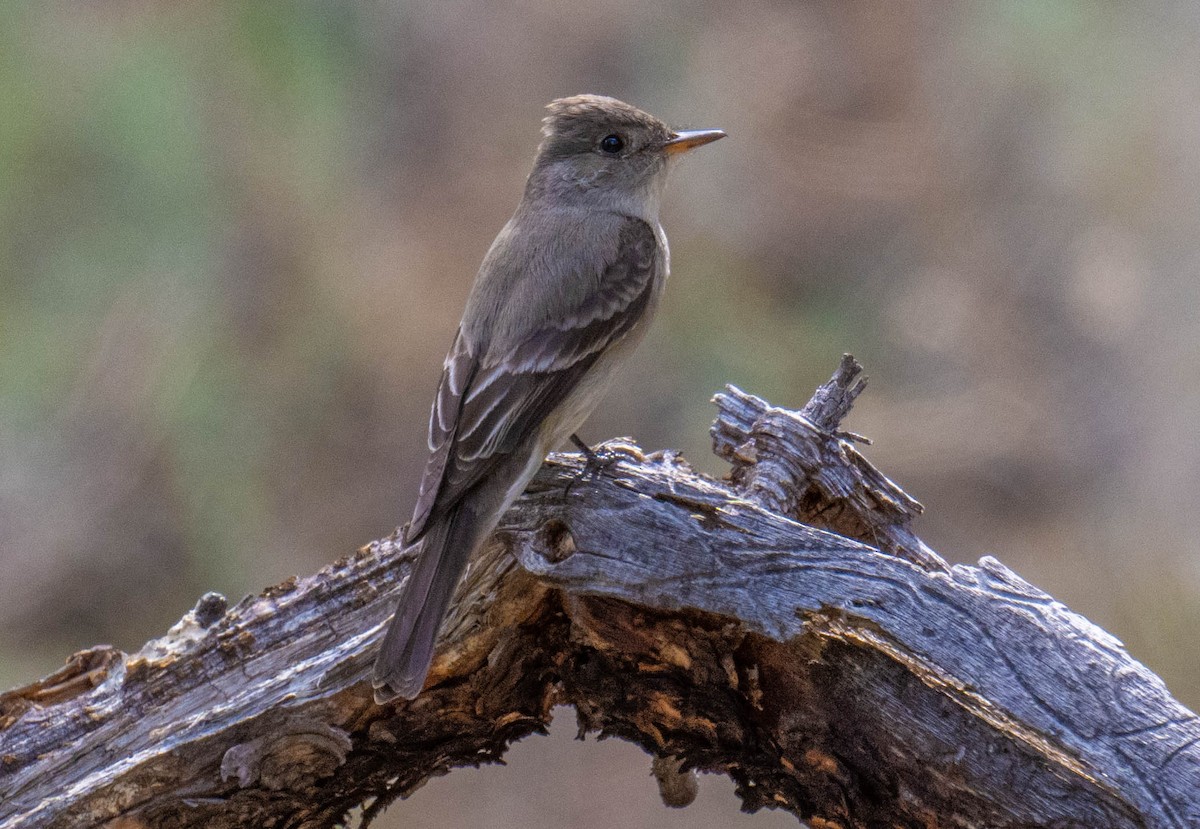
565,435 -> 640,495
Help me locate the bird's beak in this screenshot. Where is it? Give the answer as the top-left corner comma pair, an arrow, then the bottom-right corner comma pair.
663,129 -> 726,156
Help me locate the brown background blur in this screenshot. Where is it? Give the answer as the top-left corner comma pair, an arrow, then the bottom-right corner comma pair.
3,2 -> 1199,826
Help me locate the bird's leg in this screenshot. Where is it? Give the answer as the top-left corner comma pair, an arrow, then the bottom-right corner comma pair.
569,433 -> 598,461
570,433 -> 627,474
565,433 -> 626,494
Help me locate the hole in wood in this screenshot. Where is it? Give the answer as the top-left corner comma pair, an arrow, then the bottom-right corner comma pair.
537,519 -> 577,563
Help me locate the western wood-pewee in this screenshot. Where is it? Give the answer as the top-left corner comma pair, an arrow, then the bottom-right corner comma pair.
373,94 -> 724,702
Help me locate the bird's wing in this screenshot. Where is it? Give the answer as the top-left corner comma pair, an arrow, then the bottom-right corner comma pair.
405,217 -> 659,543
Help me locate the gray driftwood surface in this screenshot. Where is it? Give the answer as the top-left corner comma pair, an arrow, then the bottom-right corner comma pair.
1,357 -> 1197,829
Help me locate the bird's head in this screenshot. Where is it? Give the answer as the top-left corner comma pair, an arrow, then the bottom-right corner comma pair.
527,94 -> 724,218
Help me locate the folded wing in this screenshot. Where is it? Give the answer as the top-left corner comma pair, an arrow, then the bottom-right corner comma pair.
405,217 -> 660,543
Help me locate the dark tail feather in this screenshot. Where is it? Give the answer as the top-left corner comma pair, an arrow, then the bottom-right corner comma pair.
372,505 -> 485,702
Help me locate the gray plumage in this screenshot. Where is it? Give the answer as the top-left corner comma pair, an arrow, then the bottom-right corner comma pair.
373,95 -> 724,702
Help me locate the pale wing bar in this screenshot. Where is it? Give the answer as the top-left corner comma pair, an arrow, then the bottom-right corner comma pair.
405,218 -> 658,543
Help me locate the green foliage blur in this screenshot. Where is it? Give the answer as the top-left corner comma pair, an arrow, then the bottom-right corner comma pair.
2,3 -> 375,670
3,2 -> 1199,825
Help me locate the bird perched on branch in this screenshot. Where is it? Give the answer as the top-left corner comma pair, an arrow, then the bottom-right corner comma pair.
373,94 -> 725,702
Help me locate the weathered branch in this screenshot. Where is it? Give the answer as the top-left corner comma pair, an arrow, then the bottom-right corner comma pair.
2,357 -> 1197,829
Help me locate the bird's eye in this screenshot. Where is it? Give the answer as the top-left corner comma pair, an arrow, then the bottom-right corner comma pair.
599,134 -> 625,154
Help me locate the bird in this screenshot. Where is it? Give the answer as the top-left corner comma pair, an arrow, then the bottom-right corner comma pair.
373,94 -> 725,702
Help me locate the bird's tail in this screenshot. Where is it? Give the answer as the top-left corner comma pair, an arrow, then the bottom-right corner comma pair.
372,502 -> 488,702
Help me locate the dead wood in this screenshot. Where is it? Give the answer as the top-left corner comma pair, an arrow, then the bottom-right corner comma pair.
2,356 -> 1197,829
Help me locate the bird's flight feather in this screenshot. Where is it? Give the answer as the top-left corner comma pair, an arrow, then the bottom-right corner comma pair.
405,216 -> 659,543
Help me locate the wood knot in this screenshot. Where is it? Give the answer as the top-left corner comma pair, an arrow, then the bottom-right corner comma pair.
536,518 -> 577,563
220,718 -> 351,791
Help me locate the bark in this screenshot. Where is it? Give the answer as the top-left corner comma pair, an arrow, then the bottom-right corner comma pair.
1,356 -> 1196,829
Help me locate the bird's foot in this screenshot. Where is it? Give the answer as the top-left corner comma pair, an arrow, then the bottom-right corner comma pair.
565,435 -> 641,494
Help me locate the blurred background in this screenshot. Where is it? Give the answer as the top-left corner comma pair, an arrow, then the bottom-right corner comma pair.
3,1 -> 1199,826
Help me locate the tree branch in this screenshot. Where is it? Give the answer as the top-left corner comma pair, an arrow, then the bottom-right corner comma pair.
1,357 -> 1196,829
